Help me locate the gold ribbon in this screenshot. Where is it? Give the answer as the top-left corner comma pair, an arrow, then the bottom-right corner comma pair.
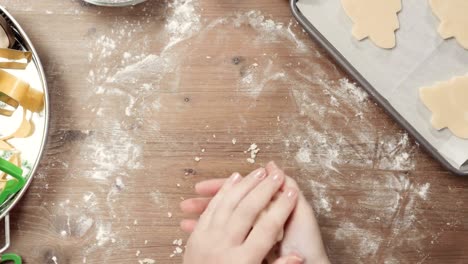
0,48 -> 32,69
1,108 -> 35,141
0,69 -> 44,116
0,140 -> 13,151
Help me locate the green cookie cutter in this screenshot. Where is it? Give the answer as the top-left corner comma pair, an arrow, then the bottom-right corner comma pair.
0,158 -> 25,205
0,253 -> 21,264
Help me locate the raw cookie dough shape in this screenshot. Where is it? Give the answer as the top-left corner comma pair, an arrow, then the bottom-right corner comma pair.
341,0 -> 402,49
430,0 -> 468,50
419,75 -> 468,139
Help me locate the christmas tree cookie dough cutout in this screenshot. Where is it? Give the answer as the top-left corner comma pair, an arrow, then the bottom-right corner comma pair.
341,0 -> 402,49
430,0 -> 468,49
419,75 -> 468,139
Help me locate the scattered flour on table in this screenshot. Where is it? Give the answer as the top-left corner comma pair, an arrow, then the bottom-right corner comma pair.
288,77 -> 416,173
95,221 -> 116,246
296,145 -> 312,163
240,61 -> 287,97
229,11 -> 308,97
54,197 -> 97,239
377,133 -> 415,171
233,10 -> 308,51
331,173 -> 432,260
335,222 -> 383,257
107,176 -> 127,204
76,215 -> 95,237
165,0 -> 201,51
309,179 -> 332,214
84,130 -> 142,181
417,183 -> 430,200
150,190 -> 169,208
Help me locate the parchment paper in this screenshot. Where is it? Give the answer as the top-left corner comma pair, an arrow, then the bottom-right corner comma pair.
297,0 -> 468,171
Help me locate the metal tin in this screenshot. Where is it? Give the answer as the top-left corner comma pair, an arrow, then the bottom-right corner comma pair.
83,0 -> 148,7
0,5 -> 49,225
290,0 -> 468,176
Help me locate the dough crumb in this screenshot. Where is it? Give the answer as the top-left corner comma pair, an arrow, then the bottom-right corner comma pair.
246,143 -> 260,163
232,138 -> 237,145
138,258 -> 155,264
170,239 -> 184,257
173,238 -> 183,246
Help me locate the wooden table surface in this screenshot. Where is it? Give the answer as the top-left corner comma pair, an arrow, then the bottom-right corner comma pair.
2,0 -> 467,263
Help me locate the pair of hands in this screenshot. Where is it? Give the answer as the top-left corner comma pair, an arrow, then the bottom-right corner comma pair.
179,161 -> 330,264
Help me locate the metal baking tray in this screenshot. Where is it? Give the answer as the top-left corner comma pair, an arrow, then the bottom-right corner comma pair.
0,5 -> 49,251
290,0 -> 468,176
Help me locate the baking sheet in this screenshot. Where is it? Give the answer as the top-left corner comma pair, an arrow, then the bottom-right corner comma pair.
295,0 -> 468,173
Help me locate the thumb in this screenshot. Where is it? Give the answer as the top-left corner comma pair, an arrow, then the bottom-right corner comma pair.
272,254 -> 304,264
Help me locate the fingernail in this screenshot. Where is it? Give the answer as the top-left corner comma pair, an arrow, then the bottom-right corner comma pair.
252,168 -> 266,179
230,172 -> 241,183
286,256 -> 304,264
271,172 -> 283,181
286,188 -> 297,199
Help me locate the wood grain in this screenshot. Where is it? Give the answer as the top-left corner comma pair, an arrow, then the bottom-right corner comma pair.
1,0 -> 467,263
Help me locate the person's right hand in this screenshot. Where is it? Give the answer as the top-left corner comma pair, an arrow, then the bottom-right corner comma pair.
180,161 -> 330,264
267,162 -> 330,264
